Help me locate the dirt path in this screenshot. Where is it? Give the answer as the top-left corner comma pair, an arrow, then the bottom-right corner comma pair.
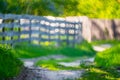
19,55 -> 86,80
93,44 -> 112,52
17,44 -> 112,80
21,67 -> 84,80
21,55 -> 67,67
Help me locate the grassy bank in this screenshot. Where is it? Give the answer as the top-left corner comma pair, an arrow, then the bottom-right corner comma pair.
95,44 -> 120,68
91,40 -> 120,46
78,66 -> 120,80
78,40 -> 120,80
0,45 -> 23,80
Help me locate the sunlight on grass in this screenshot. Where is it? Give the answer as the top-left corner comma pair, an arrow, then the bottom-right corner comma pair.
78,41 -> 120,80
44,41 -> 50,46
35,59 -> 82,71
79,66 -> 120,80
90,68 -> 108,74
40,64 -> 60,70
95,44 -> 120,68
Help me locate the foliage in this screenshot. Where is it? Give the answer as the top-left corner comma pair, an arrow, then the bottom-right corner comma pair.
95,44 -> 120,68
78,66 -> 120,80
0,45 -> 23,79
13,41 -> 95,58
79,40 -> 120,80
0,0 -> 120,18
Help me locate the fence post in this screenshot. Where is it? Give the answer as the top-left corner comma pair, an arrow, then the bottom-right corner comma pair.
48,22 -> 50,42
72,23 -> 76,47
79,16 -> 91,42
65,22 -> 69,45
58,23 -> 60,46
2,19 -> 5,43
2,27 -> 5,41
10,19 -> 14,46
29,19 -> 32,44
18,19 -> 21,42
56,21 -> 60,47
39,19 -> 41,45
78,22 -> 82,43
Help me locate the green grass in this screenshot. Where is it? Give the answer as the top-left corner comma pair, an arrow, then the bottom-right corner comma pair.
35,58 -> 82,70
34,41 -> 95,71
1,39 -> 120,80
77,40 -> 120,80
13,40 -> 95,73
12,43 -> 58,58
91,39 -> 120,46
95,44 -> 120,68
0,45 -> 23,80
78,66 -> 120,80
13,40 -> 96,58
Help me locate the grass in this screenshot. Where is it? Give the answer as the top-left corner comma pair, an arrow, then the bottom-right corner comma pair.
90,39 -> 120,46
1,39 -> 120,80
12,43 -> 58,58
35,58 -> 82,70
13,40 -> 96,58
95,43 -> 120,68
78,40 -> 120,80
78,66 -> 120,80
34,41 -> 96,71
12,40 -> 95,74
0,45 -> 23,80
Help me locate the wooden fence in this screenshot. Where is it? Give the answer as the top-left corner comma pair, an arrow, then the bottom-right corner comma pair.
0,14 -> 82,46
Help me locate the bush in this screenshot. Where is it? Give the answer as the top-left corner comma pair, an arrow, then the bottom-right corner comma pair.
95,44 -> 120,68
0,45 -> 23,80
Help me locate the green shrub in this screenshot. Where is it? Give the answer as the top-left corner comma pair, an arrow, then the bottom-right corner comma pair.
95,44 -> 120,68
0,45 -> 23,79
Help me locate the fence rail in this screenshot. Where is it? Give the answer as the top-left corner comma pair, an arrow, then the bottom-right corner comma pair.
0,14 -> 82,46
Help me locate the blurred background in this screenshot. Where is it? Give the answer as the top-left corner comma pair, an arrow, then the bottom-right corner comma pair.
0,0 -> 120,18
